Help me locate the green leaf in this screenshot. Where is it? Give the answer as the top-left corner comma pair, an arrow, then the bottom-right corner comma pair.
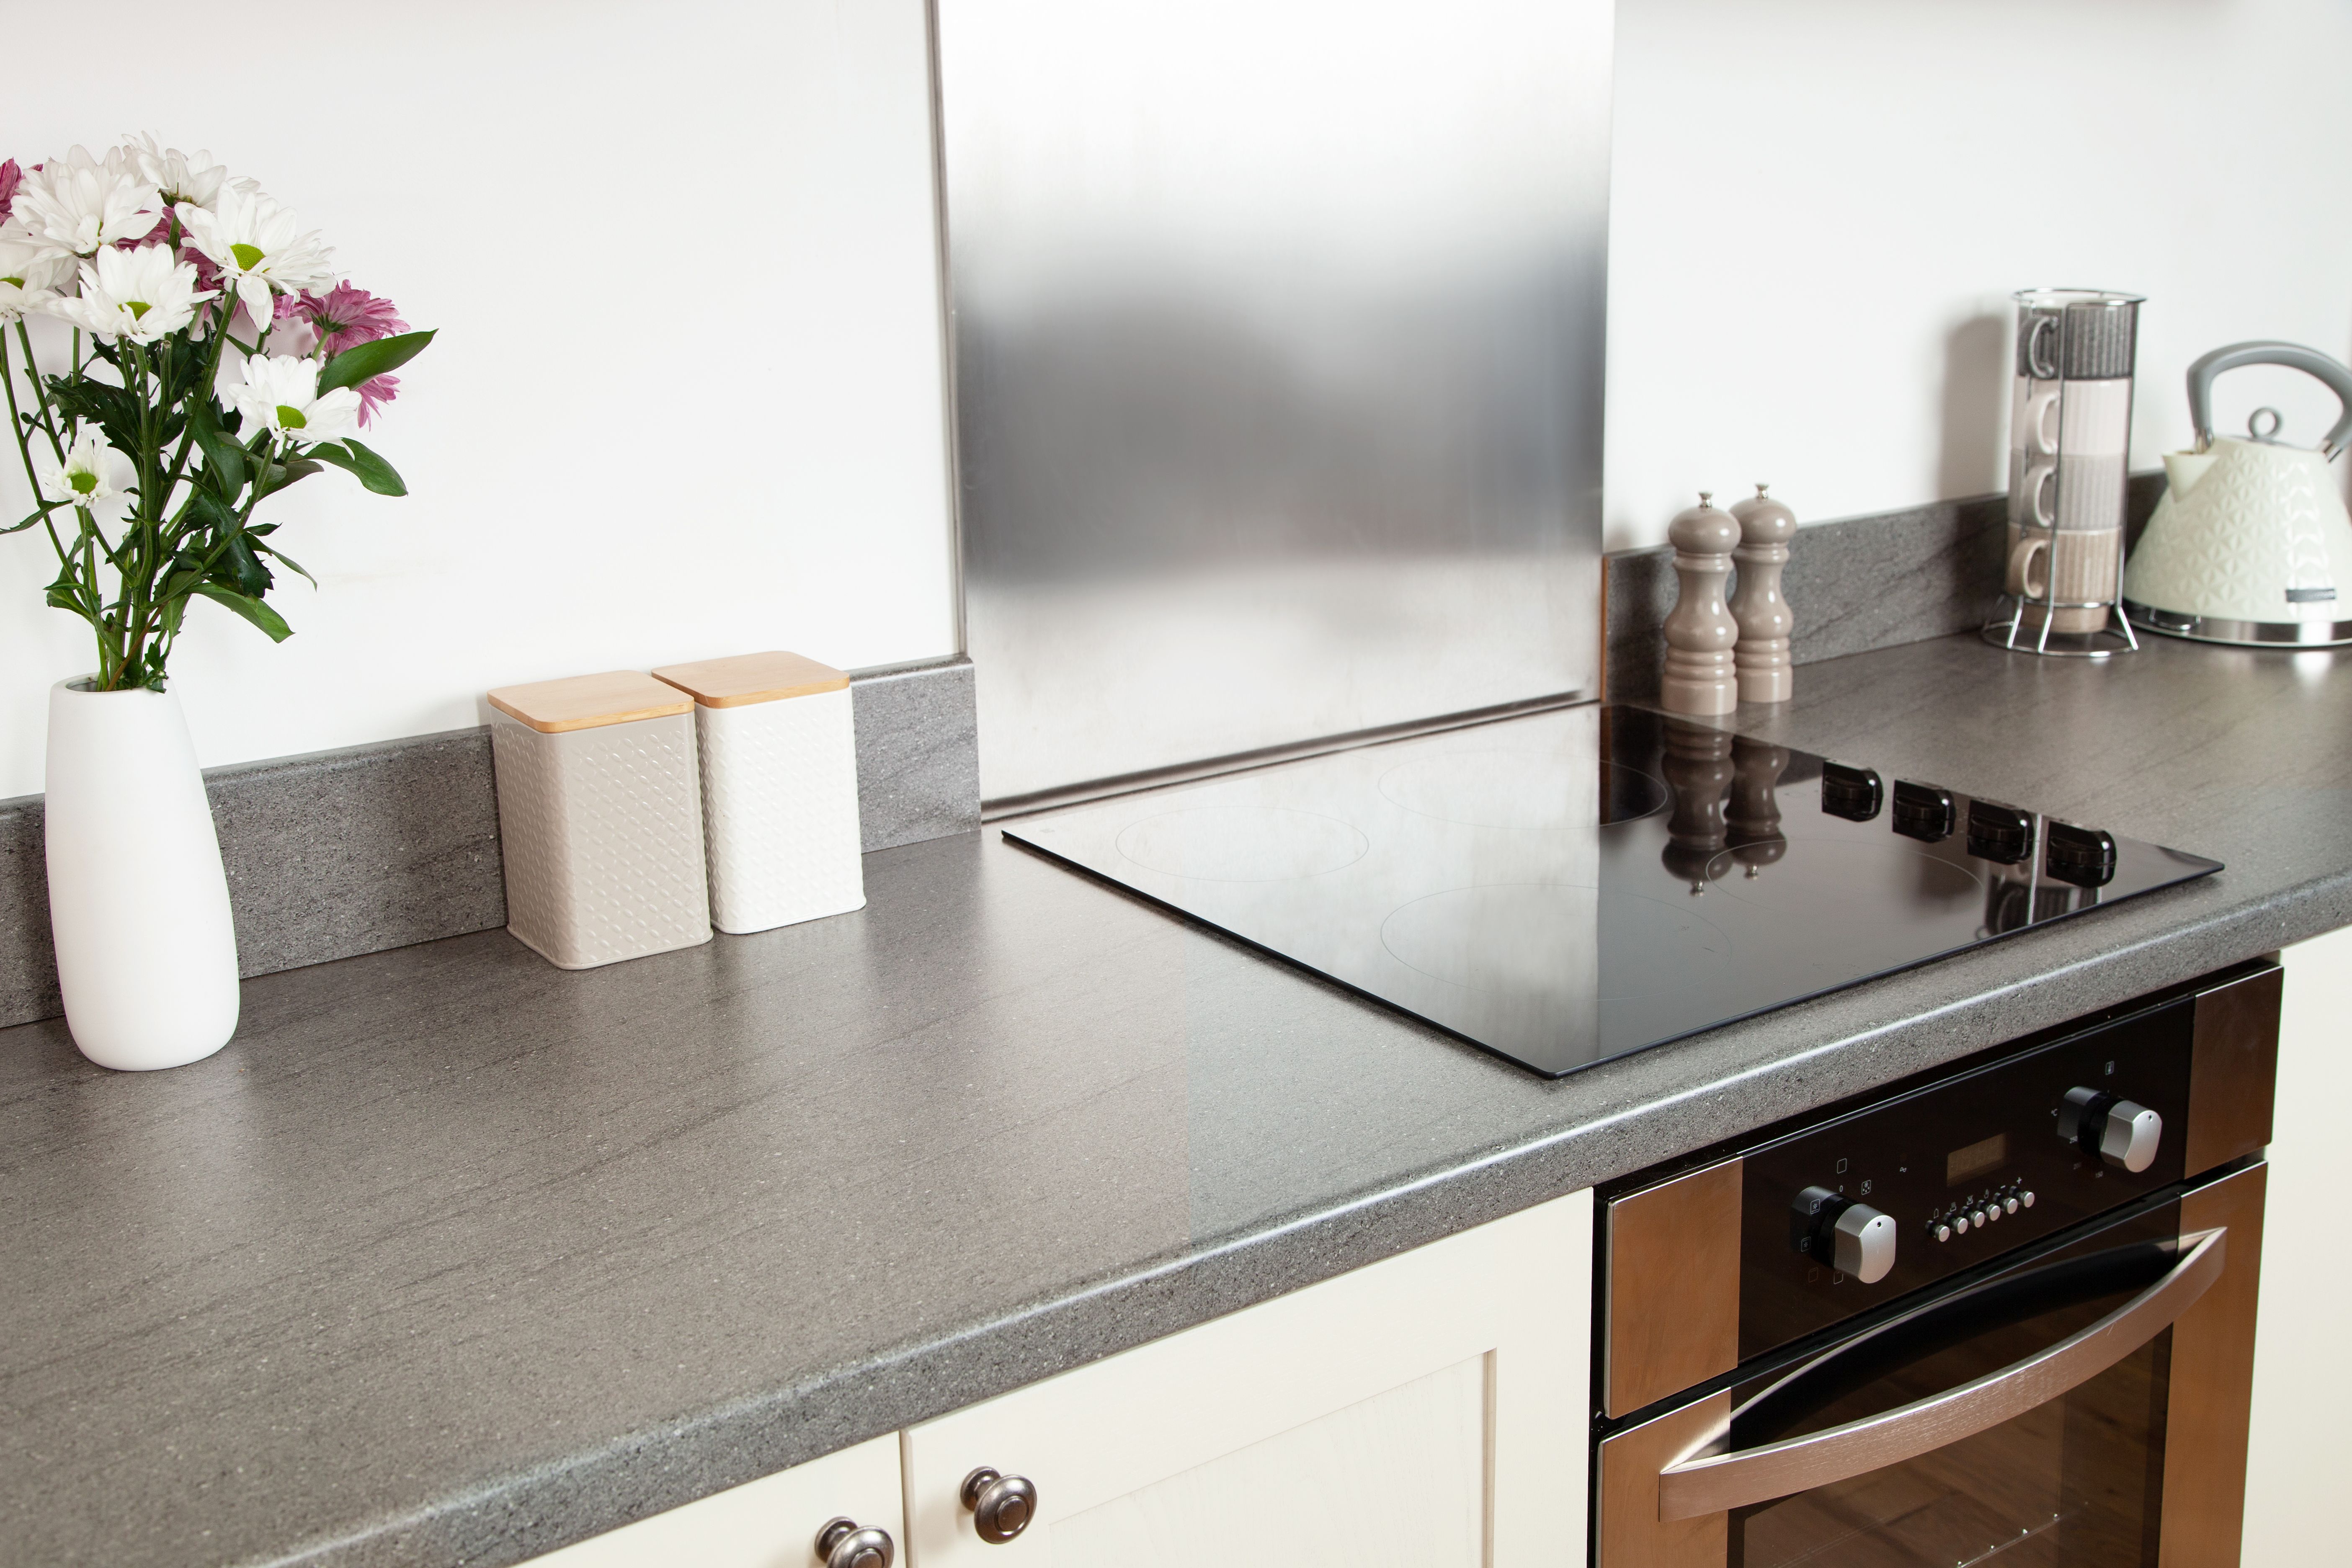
257,457 -> 323,495
187,487 -> 240,536
211,531 -> 273,598
191,582 -> 293,642
317,329 -> 436,395
160,342 -> 207,409
189,398 -> 245,497
251,539 -> 317,589
45,376 -> 141,454
309,438 -> 408,496
44,565 -> 93,616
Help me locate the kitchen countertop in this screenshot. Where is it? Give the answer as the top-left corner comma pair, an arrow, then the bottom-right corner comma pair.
8,630 -> 2351,1568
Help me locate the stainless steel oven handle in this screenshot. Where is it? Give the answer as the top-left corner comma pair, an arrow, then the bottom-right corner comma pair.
1656,1226 -> 2226,1522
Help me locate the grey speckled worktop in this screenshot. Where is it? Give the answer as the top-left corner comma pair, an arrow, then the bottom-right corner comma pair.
8,631 -> 2351,1568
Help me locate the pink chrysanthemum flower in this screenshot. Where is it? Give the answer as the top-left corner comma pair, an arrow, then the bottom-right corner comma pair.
281,282 -> 406,357
0,160 -> 20,224
356,373 -> 399,428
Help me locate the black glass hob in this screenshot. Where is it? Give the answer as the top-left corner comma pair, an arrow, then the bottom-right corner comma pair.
1001,704 -> 2222,1078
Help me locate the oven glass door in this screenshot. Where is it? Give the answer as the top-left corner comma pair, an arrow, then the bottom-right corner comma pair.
1724,1203 -> 2178,1568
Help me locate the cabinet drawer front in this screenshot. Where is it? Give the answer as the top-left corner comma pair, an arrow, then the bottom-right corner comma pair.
1049,1351 -> 1490,1567
521,1433 -> 901,1567
903,1188 -> 1592,1566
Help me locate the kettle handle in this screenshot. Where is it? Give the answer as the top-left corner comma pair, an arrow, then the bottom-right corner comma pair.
2187,340 -> 2352,458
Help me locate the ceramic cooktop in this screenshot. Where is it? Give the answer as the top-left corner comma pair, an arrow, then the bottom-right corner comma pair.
1001,704 -> 2223,1078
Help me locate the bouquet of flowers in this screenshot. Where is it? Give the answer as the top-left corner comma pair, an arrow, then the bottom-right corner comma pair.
0,135 -> 431,691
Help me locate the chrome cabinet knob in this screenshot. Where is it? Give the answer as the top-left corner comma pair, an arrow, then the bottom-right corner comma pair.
2060,1087 -> 2164,1174
1830,1203 -> 1897,1284
962,1467 -> 1038,1543
815,1517 -> 895,1568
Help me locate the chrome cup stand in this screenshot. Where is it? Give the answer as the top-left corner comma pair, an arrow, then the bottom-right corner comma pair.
1984,290 -> 2143,659
1982,536 -> 2142,658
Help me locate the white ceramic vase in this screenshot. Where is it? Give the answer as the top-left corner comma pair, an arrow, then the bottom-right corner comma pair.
44,678 -> 240,1070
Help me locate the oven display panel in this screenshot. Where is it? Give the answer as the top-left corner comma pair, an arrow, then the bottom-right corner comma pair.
1945,1132 -> 2008,1186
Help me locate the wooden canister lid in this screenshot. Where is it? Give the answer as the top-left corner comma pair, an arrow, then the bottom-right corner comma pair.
650,651 -> 851,708
487,670 -> 694,734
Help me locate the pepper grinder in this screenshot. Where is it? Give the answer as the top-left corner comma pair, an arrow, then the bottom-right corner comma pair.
1661,493 -> 1740,716
1728,485 -> 1798,704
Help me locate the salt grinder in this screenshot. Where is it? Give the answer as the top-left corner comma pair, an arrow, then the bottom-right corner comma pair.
1728,484 -> 1798,704
1662,492 -> 1741,716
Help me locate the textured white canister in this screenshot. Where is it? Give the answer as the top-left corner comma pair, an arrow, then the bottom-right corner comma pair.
652,652 -> 865,935
486,671 -> 712,969
44,677 -> 240,1070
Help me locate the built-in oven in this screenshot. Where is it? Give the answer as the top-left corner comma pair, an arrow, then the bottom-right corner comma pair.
1594,961 -> 2280,1566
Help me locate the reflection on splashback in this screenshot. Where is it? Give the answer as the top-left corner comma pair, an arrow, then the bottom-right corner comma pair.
941,0 -> 1614,802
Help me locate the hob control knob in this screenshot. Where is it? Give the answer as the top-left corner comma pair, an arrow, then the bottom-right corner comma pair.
2060,1087 -> 2163,1173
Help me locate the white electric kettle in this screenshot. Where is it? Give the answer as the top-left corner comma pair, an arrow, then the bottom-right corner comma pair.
2122,340 -> 2352,645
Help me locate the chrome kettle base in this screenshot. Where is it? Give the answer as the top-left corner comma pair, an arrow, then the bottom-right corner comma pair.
1983,596 -> 2140,659
2121,598 -> 2352,648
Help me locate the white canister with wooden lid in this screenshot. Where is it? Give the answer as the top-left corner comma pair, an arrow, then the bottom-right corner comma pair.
485,671 -> 712,968
651,651 -> 865,935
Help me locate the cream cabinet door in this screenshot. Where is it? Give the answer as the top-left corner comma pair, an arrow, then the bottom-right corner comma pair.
902,1187 -> 1592,1567
520,1431 -> 902,1568
2245,933 -> 2352,1565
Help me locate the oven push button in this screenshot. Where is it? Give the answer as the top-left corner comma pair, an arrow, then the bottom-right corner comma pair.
1792,1186 -> 1898,1284
2060,1086 -> 2163,1173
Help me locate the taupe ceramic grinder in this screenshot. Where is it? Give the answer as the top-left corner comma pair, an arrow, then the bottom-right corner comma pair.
1661,493 -> 1741,716
1728,484 -> 1798,703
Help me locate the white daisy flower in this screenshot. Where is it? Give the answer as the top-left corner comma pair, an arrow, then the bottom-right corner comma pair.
0,232 -> 75,324
44,243 -> 217,343
6,147 -> 163,261
232,353 -> 361,451
177,187 -> 335,335
32,428 -> 130,511
124,134 -> 255,212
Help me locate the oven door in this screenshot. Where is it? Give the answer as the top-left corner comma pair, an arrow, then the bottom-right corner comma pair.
1596,1161 -> 2264,1568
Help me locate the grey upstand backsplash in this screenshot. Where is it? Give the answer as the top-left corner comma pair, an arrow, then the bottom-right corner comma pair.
0,655 -> 978,1031
1603,475 -> 2165,703
0,480 -> 2166,1034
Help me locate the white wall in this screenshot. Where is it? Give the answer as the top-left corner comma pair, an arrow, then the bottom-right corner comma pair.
0,0 -> 955,799
10,0 -> 2352,796
1605,0 -> 2352,549
2249,929 -> 2352,1564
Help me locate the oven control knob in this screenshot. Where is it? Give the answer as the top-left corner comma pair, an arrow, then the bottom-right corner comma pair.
2060,1087 -> 2163,1173
1830,1204 -> 1897,1283
1792,1188 -> 1897,1282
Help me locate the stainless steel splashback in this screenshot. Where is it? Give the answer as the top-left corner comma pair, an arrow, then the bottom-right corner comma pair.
939,0 -> 1613,806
